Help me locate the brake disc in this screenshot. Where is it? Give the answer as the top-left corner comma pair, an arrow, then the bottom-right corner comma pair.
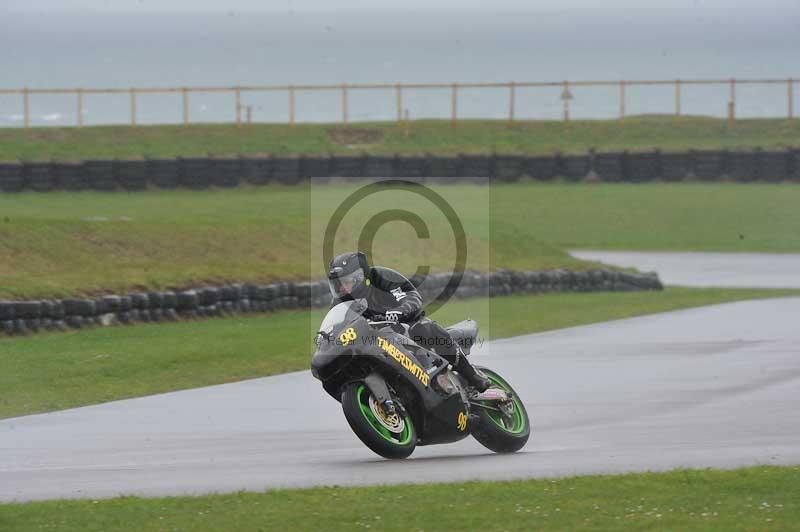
368,395 -> 406,434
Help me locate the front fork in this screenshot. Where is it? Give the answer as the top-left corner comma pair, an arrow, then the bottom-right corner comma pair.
363,372 -> 399,415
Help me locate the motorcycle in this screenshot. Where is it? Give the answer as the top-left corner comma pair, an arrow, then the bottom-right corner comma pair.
311,299 -> 530,459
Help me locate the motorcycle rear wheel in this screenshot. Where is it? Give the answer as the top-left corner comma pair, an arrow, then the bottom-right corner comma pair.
470,367 -> 530,453
341,382 -> 417,459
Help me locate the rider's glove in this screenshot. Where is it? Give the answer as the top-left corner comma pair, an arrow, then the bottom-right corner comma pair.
384,310 -> 403,322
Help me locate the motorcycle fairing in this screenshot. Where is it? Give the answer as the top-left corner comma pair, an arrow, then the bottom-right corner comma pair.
363,326 -> 472,446
312,313 -> 471,445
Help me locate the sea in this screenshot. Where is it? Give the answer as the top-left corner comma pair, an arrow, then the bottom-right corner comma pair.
1,7 -> 798,127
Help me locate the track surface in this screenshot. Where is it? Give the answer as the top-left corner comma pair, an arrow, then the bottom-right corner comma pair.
571,251 -> 800,288
2,297 -> 799,502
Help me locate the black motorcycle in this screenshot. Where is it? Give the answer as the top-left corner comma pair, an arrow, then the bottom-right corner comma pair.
311,299 -> 530,459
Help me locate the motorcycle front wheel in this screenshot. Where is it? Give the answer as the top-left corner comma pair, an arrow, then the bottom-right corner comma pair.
341,382 -> 417,459
470,367 -> 530,453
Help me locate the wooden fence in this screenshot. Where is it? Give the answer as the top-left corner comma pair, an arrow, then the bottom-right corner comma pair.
1,78 -> 797,129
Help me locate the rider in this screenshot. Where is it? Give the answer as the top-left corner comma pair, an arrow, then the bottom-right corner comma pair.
327,251 -> 491,392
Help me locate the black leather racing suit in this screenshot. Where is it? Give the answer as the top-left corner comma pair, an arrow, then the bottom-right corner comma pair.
330,266 -> 465,368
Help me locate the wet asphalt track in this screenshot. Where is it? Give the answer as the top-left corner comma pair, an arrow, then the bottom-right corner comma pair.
570,251 -> 800,289
2,297 -> 799,502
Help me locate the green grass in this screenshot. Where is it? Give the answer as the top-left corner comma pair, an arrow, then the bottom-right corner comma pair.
1,116 -> 800,161
0,182 -> 582,299
492,182 -> 800,253
2,287 -> 797,420
1,183 -> 800,299
1,465 -> 797,530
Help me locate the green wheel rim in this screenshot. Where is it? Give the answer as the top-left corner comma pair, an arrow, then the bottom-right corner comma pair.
356,385 -> 413,445
480,372 -> 527,434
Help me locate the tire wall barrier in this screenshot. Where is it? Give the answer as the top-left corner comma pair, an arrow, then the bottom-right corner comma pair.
1,149 -> 798,192
0,269 -> 662,336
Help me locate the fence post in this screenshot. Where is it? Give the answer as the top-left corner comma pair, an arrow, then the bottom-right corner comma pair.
789,79 -> 794,120
728,78 -> 736,128
289,85 -> 296,127
675,79 -> 681,118
130,88 -> 137,127
235,87 -> 241,127
396,83 -> 403,124
451,83 -> 458,128
619,81 -> 626,120
182,88 -> 189,127
77,88 -> 84,128
340,84 -> 349,126
23,87 -> 30,130
508,81 -> 516,123
562,81 -> 570,124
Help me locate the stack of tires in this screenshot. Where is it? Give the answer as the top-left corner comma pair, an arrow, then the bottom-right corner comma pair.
54,161 -> 85,190
148,158 -> 180,188
209,157 -> 241,188
241,156 -> 272,185
26,161 -> 56,191
83,160 -> 117,190
0,162 -> 25,192
179,157 -> 211,189
625,150 -> 662,183
272,156 -> 302,184
115,159 -> 148,190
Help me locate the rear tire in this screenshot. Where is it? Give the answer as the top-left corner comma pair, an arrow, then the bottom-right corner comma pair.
341,382 -> 416,459
470,367 -> 530,453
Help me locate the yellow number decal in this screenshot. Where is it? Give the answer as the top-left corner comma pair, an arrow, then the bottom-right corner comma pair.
339,327 -> 357,346
457,411 -> 468,431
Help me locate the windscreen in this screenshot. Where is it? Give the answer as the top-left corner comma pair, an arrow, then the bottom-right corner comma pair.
318,300 -> 366,335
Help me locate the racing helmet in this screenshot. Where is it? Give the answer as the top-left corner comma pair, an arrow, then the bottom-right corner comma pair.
328,251 -> 371,299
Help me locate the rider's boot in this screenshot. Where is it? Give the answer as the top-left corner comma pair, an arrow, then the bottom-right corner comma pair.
454,349 -> 491,392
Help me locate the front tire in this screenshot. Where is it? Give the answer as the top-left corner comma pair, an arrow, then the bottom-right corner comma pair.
470,367 -> 530,453
341,382 -> 416,459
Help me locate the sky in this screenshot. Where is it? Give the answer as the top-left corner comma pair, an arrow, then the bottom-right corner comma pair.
4,0 -> 800,13
1,0 -> 797,122
4,0 -> 798,49
4,0 -> 799,37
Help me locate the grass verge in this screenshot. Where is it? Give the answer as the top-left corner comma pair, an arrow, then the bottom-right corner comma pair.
1,116 -> 800,161
2,183 -> 800,299
1,465 -> 797,530
2,287 -> 797,419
